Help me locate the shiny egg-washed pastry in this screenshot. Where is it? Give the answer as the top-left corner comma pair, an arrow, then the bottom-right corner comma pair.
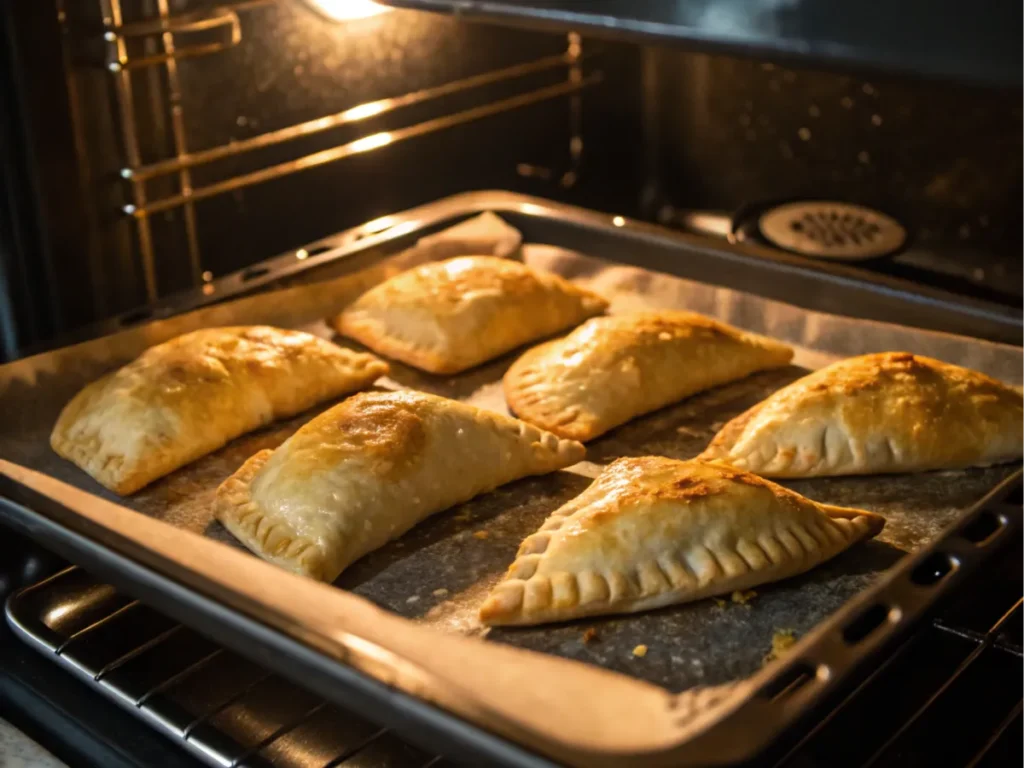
51,327 -> 388,495
480,456 -> 883,626
333,256 -> 608,374
504,311 -> 794,441
215,390 -> 585,582
700,352 -> 1023,477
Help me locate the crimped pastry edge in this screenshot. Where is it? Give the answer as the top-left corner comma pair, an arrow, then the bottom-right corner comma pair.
480,498 -> 884,627
503,339 -> 601,441
503,320 -> 794,443
214,449 -> 326,580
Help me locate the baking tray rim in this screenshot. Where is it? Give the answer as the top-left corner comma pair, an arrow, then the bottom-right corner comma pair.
3,462 -> 1020,768
42,190 -> 1021,356
1,193 -> 1022,767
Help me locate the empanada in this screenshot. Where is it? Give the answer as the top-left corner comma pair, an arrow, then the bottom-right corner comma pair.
215,390 -> 585,581
504,311 -> 794,441
700,352 -> 1023,477
333,256 -> 608,374
51,327 -> 388,495
480,456 -> 883,626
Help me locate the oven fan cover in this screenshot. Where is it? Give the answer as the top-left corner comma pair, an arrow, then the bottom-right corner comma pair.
756,201 -> 907,261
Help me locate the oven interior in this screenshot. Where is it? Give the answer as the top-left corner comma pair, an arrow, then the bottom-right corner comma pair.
0,2 -> 1021,767
0,0 -> 1020,359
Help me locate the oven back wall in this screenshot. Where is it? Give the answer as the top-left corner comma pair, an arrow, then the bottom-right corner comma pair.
646,49 -> 1023,263
51,0 -> 641,325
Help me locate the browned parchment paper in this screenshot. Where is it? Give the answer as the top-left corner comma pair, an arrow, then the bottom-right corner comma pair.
1,218 -> 1019,693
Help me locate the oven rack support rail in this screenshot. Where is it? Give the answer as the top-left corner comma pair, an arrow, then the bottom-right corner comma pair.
70,0 -> 596,301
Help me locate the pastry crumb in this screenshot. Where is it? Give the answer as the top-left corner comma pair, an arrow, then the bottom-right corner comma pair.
581,628 -> 598,644
432,588 -> 449,598
731,589 -> 757,606
763,629 -> 797,665
675,425 -> 705,438
472,530 -> 490,540
632,644 -> 648,658
406,595 -> 420,604
713,597 -> 728,608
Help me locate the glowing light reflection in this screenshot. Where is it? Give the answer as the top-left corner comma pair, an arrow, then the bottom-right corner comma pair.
341,101 -> 387,121
307,0 -> 391,21
349,132 -> 393,153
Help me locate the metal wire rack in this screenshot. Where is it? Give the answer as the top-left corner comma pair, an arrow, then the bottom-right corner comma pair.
6,566 -> 447,768
71,0 -> 597,302
6,550 -> 1021,768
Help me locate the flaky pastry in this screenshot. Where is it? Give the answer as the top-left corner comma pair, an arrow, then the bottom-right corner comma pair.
480,456 -> 883,626
504,311 -> 793,441
215,390 -> 585,581
701,352 -> 1023,477
333,256 -> 607,374
51,326 -> 388,494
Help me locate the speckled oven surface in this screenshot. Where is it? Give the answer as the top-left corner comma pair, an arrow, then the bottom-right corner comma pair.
1,231 -> 1020,694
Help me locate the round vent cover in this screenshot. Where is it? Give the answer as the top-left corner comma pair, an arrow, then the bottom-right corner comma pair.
757,202 -> 906,261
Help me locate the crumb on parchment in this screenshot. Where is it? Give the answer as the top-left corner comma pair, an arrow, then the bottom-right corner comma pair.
406,595 -> 420,604
472,530 -> 490,540
731,589 -> 757,606
581,628 -> 598,644
763,629 -> 797,665
632,644 -> 648,658
432,588 -> 449,598
713,598 -> 728,608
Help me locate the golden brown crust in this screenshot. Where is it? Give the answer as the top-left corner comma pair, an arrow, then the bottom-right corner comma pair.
479,457 -> 884,626
700,352 -> 1023,477
333,256 -> 608,374
214,390 -> 585,581
504,311 -> 794,441
50,326 -> 388,495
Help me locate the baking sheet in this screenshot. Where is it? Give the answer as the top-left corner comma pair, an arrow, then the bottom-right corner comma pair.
1,218 -> 1020,694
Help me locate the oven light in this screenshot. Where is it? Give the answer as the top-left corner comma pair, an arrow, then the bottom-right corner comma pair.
350,132 -> 393,153
305,0 -> 391,21
612,216 -> 626,227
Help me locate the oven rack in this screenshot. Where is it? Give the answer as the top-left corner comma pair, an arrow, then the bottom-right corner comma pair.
6,552 -> 1020,768
6,566 -> 447,768
69,0 -> 596,301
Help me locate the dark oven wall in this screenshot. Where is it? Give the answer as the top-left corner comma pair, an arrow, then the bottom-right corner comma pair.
1,1 -> 1020,359
1,0 -> 643,357
644,49 -> 1023,301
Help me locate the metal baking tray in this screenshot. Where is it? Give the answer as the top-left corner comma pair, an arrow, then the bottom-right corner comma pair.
1,193 -> 1022,767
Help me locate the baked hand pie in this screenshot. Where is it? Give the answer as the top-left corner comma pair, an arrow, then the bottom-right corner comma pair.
332,256 -> 608,374
700,352 -> 1023,477
504,311 -> 794,441
51,327 -> 388,495
479,456 -> 883,626
215,390 -> 585,582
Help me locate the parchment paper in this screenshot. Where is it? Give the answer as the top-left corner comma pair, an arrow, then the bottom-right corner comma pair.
1,215 -> 1019,693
